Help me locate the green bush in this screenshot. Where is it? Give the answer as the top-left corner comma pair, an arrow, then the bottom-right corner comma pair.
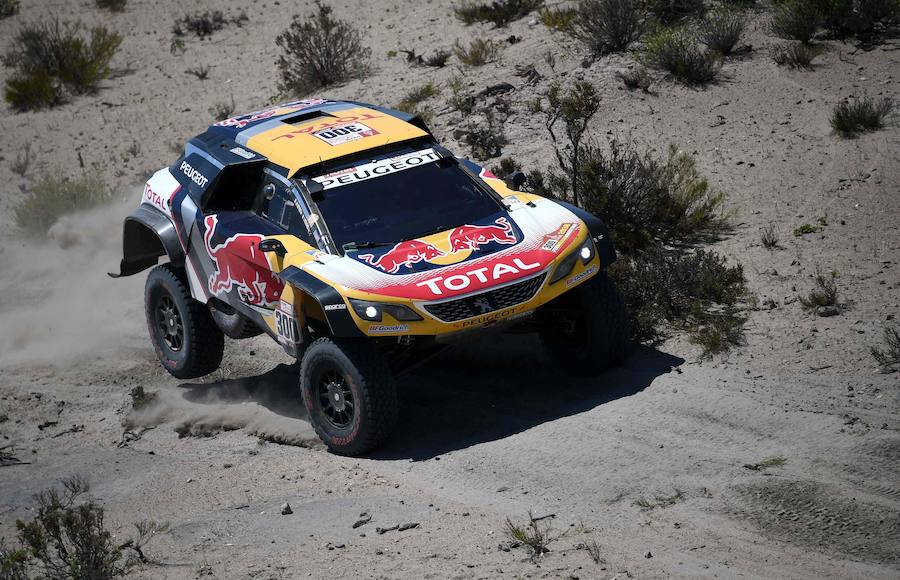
276,1 -> 370,95
799,269 -> 840,311
2,19 -> 122,111
770,0 -> 824,43
462,110 -> 508,160
539,6 -> 577,31
642,26 -> 720,84
96,0 -> 127,11
0,0 -> 20,19
454,0 -> 544,27
14,173 -> 114,238
610,247 -> 747,349
830,95 -> 894,137
571,0 -> 643,55
697,6 -> 746,55
820,0 -> 900,37
453,38 -> 501,65
643,0 -> 705,23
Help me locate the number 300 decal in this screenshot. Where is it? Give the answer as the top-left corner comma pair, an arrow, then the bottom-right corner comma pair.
275,310 -> 299,343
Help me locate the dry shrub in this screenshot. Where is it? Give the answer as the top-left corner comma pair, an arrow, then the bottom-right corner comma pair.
12,476 -> 168,578
276,2 -> 369,95
542,81 -> 601,207
871,324 -> 900,372
1,0 -> 20,18
2,19 -> 122,111
462,109 -> 508,160
771,42 -> 822,68
644,0 -> 705,23
571,0 -> 643,55
173,10 -> 246,37
617,66 -> 652,91
820,0 -> 900,38
770,0 -> 824,43
642,26 -> 720,84
539,6 -> 577,31
453,38 -> 501,65
830,95 -> 894,137
490,157 -> 522,179
454,0 -> 544,27
14,172 -> 114,238
697,5 -> 746,55
505,512 -> 554,560
799,270 -> 840,311
209,97 -> 236,121
96,0 -> 127,12
396,83 -> 439,121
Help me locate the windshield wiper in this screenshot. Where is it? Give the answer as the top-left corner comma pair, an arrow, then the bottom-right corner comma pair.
408,224 -> 457,240
342,240 -> 395,252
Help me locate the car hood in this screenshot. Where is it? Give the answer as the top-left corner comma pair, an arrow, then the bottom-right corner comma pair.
298,197 -> 586,301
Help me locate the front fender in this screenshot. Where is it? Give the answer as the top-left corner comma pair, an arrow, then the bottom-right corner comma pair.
554,201 -> 617,268
278,266 -> 363,337
109,205 -> 185,278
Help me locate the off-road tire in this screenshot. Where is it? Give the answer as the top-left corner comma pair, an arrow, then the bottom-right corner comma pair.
538,271 -> 632,376
300,338 -> 398,456
145,264 -> 224,379
209,299 -> 264,339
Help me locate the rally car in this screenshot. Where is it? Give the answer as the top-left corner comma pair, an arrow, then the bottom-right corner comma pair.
112,98 -> 630,455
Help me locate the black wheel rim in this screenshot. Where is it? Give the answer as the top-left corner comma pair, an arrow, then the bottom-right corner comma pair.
156,294 -> 184,352
316,368 -> 355,429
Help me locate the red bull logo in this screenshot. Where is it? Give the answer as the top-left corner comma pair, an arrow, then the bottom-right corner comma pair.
359,240 -> 446,274
204,215 -> 284,307
448,218 -> 516,252
358,218 -> 519,274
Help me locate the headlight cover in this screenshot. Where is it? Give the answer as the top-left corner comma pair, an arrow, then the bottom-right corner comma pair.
349,299 -> 423,322
550,239 -> 595,284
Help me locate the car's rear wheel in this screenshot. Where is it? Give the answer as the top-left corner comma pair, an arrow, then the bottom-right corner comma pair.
300,338 -> 397,456
145,264 -> 224,379
537,271 -> 632,375
209,299 -> 263,339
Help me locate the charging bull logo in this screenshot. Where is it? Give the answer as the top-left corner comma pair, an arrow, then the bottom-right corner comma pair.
448,218 -> 516,252
358,218 -> 519,274
203,215 -> 284,307
359,240 -> 446,274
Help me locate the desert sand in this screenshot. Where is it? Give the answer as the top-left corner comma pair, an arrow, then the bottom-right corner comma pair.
0,1 -> 898,578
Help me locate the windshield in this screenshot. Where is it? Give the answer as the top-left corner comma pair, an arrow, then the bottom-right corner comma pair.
305,149 -> 502,251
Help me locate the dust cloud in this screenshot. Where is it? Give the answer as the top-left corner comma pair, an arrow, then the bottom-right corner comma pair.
0,196 -> 147,366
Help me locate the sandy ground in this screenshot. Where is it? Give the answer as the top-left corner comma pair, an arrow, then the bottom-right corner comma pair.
1,1 -> 899,578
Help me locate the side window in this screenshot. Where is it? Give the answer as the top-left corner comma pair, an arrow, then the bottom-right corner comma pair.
258,181 -> 312,244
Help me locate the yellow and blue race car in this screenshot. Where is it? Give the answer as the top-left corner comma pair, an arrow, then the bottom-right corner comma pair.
112,98 -> 630,455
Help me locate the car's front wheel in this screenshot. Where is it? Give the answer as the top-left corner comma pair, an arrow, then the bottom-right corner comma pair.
300,338 -> 397,456
537,271 -> 632,375
144,264 -> 224,379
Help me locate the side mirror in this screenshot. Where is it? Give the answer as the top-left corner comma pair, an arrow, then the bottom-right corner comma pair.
306,179 -> 325,202
504,170 -> 526,191
258,239 -> 287,258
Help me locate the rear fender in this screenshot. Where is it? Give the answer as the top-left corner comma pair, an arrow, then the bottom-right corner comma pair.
109,205 -> 184,278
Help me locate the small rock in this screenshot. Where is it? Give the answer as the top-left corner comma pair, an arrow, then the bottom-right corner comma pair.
376,525 -> 399,535
816,305 -> 840,317
281,503 -> 293,515
645,551 -> 653,559
352,514 -> 372,529
398,522 -> 419,531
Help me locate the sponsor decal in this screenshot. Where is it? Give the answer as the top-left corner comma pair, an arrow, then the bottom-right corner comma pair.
313,149 -> 439,191
180,161 -> 209,188
279,300 -> 294,315
360,239 -> 446,274
229,146 -> 255,159
142,169 -> 181,218
566,264 -> 598,287
323,303 -> 347,311
203,215 -> 284,307
368,324 -> 409,334
214,99 -> 327,130
416,258 -> 541,297
312,122 -> 379,146
358,217 -> 518,275
540,223 -> 575,253
272,113 -> 382,141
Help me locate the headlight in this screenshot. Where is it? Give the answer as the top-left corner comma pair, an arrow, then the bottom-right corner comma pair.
349,299 -> 422,322
550,239 -> 595,284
